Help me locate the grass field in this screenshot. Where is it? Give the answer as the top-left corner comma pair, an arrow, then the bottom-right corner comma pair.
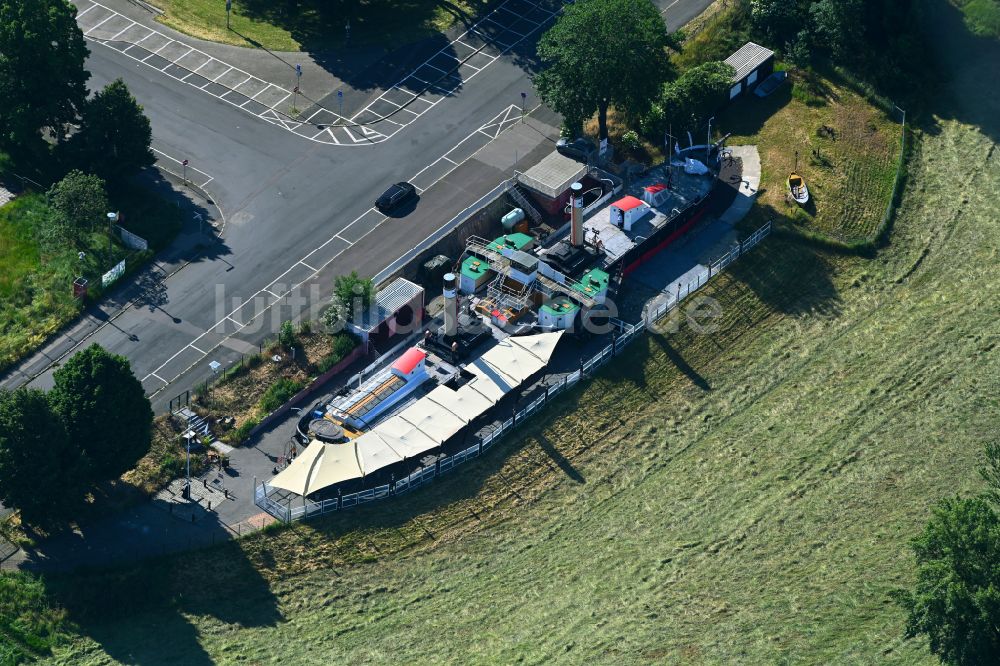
155,0 -> 487,53
952,0 -> 1000,37
0,184 -> 183,375
1,3 -> 996,663
717,67 -> 902,244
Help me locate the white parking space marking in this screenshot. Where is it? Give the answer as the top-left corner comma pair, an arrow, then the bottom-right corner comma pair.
151,147 -> 214,188
73,0 -> 558,146
141,104 -> 532,397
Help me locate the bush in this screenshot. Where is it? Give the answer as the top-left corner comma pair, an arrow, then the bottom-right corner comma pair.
228,416 -> 261,444
278,320 -> 296,349
316,333 -> 359,373
298,320 -> 312,335
621,130 -> 641,152
258,378 -> 305,413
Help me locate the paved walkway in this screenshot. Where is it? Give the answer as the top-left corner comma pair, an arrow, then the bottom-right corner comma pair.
0,170 -> 221,393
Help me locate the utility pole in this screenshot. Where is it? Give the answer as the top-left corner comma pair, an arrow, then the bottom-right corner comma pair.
294,63 -> 302,113
106,212 -> 117,262
706,116 -> 714,163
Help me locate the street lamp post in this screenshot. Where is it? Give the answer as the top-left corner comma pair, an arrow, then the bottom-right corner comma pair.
106,211 -> 118,262
184,430 -> 194,500
226,0 -> 232,29
706,116 -> 714,163
520,91 -> 526,121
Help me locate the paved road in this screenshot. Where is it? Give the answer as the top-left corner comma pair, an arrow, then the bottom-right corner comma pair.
3,0 -> 716,572
1,0 -> 714,412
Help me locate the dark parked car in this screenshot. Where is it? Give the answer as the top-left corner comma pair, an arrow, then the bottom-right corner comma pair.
375,182 -> 417,213
556,137 -> 596,162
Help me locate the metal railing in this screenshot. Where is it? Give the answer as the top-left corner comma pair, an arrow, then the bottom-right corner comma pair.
643,220 -> 771,326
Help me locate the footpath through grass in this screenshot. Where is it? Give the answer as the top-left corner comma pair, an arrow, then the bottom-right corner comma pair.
5,107 -> 994,663
155,0 -> 487,52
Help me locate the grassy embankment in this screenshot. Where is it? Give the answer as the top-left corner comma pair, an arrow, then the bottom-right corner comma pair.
0,185 -> 183,374
154,0 -> 488,52
3,2 -> 997,663
951,0 -> 1000,37
1,101 -> 994,663
719,68 -> 902,244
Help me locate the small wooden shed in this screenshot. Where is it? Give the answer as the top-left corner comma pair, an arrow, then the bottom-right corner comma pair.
724,42 -> 775,100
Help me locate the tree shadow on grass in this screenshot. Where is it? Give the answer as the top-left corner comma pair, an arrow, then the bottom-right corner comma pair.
919,0 -> 1000,144
37,511 -> 282,665
725,230 -> 842,318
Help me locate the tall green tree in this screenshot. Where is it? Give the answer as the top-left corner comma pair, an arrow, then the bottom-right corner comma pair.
641,61 -> 735,140
74,79 -> 154,183
48,344 -> 152,482
534,0 -> 674,141
47,170 -> 108,230
895,496 -> 1000,665
0,0 -> 89,152
0,388 -> 84,525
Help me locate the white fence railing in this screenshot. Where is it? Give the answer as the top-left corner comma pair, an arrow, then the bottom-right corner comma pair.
256,220 -> 772,523
644,220 -> 771,326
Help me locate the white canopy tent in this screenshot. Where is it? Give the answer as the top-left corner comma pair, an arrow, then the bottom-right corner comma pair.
269,439 -> 364,496
268,331 -> 564,497
425,384 -> 494,423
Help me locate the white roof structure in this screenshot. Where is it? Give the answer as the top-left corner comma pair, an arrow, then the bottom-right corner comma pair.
354,432 -> 405,475
517,151 -> 588,199
269,331 -> 564,496
269,439 -> 364,496
724,42 -> 774,81
373,415 -> 440,457
425,384 -> 494,423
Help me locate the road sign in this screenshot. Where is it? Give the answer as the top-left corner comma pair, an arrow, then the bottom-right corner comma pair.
226,0 -> 231,9
182,159 -> 189,166
337,90 -> 343,98
102,259 -> 126,288
296,64 -> 302,76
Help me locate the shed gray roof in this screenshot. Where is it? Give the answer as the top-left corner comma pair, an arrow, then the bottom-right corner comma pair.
517,151 -> 587,199
724,42 -> 775,82
355,277 -> 424,331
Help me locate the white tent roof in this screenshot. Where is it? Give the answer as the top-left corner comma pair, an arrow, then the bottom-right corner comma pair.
375,415 -> 440,457
354,431 -> 405,475
464,371 -> 508,404
396,400 -> 466,443
466,357 -> 518,392
269,440 -> 364,496
509,331 -> 563,363
267,332 -> 565,496
425,384 -> 494,423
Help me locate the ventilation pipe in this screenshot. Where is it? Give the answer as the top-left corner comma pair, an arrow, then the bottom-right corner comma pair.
443,272 -> 458,338
570,182 -> 584,247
